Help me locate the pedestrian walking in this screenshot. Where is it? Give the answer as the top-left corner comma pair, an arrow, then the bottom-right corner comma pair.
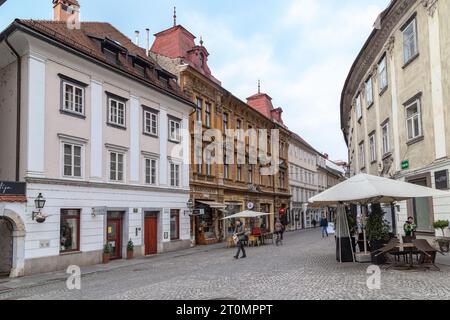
233,219 -> 247,259
312,219 -> 317,229
320,216 -> 329,238
275,219 -> 284,246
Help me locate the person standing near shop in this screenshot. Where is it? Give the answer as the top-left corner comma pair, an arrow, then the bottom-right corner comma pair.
320,216 -> 329,238
403,216 -> 417,241
312,219 -> 317,229
275,219 -> 284,246
233,219 -> 247,259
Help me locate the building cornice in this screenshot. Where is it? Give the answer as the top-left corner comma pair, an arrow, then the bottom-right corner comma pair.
25,177 -> 190,194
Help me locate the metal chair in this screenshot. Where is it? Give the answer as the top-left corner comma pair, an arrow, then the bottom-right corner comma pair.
413,239 -> 443,271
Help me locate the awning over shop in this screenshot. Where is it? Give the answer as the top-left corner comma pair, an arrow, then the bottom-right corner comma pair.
196,201 -> 227,209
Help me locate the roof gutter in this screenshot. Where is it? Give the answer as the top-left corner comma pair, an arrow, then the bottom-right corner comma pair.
4,35 -> 21,182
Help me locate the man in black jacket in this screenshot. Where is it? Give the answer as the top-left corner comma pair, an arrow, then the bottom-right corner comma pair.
233,219 -> 247,259
320,216 -> 329,238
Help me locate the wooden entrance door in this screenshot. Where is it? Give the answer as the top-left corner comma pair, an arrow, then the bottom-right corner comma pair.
144,214 -> 158,255
107,218 -> 122,260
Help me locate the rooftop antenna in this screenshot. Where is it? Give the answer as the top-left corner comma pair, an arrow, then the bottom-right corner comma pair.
258,79 -> 261,94
173,6 -> 177,27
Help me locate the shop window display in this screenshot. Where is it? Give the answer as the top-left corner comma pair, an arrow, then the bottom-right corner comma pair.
60,209 -> 80,253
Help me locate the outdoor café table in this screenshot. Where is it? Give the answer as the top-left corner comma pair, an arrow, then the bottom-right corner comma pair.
395,243 -> 417,269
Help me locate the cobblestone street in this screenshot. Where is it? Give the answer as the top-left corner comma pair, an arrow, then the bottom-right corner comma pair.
0,229 -> 450,300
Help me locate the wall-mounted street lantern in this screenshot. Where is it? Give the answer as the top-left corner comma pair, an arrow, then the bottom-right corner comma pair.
185,199 -> 194,216
32,193 -> 47,223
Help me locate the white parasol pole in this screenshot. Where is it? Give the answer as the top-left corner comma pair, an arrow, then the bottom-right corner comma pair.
362,205 -> 368,254
338,204 -> 342,263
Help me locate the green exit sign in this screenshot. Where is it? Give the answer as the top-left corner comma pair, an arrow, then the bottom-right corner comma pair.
401,160 -> 410,170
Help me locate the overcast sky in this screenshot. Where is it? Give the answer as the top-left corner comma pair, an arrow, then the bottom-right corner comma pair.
0,0 -> 389,161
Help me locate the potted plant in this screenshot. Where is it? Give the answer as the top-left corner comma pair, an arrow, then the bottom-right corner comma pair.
127,240 -> 134,260
102,243 -> 111,264
34,212 -> 48,223
366,204 -> 390,264
433,220 -> 450,253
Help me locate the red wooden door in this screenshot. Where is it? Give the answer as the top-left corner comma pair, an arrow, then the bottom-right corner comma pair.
107,219 -> 122,260
144,217 -> 158,255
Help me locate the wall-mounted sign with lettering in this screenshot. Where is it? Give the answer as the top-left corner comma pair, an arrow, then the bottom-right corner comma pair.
191,209 -> 205,216
0,181 -> 26,195
92,207 -> 107,217
435,170 -> 448,190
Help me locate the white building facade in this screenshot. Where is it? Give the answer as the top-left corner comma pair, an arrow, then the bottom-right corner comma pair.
288,134 -> 321,230
0,4 -> 193,277
341,0 -> 450,238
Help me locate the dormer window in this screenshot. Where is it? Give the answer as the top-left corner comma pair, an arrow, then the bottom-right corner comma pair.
104,47 -> 118,64
135,64 -> 145,77
100,38 -> 125,65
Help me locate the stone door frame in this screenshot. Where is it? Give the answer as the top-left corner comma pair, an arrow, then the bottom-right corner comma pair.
1,209 -> 26,277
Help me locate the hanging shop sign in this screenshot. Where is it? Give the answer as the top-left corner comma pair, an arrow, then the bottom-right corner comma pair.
401,160 -> 409,170
0,181 -> 26,195
92,207 -> 107,217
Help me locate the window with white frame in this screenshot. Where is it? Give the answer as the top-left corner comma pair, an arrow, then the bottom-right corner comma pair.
109,151 -> 125,182
145,158 -> 157,185
63,143 -> 82,178
365,77 -> 373,107
108,97 -> 126,127
169,118 -> 181,142
405,99 -> 422,140
403,18 -> 418,64
63,82 -> 84,115
356,94 -> 362,120
170,162 -> 180,187
359,142 -> 365,168
143,108 -> 158,136
369,133 -> 377,163
382,122 -> 390,155
378,56 -> 388,92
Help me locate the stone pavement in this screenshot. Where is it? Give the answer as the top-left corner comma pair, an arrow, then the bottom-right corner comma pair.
0,229 -> 449,300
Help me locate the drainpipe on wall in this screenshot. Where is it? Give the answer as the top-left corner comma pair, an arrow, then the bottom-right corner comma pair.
4,37 -> 21,182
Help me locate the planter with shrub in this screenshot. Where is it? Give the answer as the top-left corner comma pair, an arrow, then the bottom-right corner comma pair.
433,220 -> 450,253
127,240 -> 134,260
366,204 -> 390,264
103,244 -> 111,264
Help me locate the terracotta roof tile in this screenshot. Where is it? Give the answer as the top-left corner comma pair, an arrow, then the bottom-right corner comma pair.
0,195 -> 27,203
17,19 -> 191,103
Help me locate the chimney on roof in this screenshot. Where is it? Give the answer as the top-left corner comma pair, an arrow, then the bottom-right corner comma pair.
135,30 -> 140,46
53,0 -> 80,23
146,28 -> 150,56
